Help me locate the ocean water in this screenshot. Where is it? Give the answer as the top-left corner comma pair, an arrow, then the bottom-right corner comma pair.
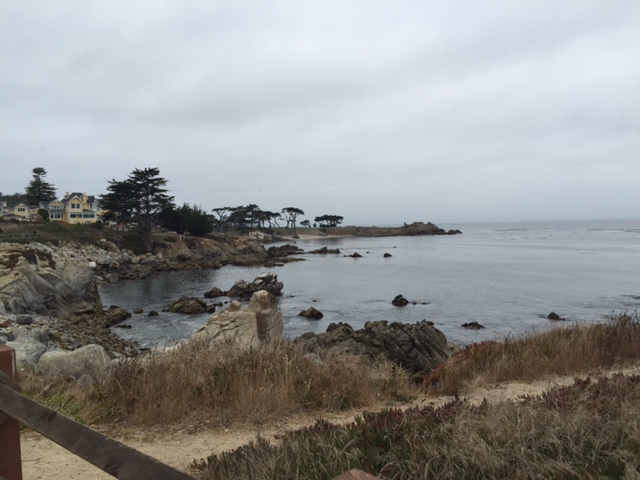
100,219 -> 640,348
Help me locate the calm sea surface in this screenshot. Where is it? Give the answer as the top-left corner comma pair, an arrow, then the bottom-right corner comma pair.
100,219 -> 640,348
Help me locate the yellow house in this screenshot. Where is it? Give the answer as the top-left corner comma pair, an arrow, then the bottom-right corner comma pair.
59,192 -> 102,224
4,202 -> 39,221
41,199 -> 65,222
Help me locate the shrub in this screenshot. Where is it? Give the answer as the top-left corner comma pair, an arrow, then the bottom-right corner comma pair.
205,374 -> 640,479
21,339 -> 415,428
424,313 -> 640,395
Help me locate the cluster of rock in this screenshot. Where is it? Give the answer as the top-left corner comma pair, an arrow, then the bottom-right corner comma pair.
204,272 -> 284,299
0,226 -> 464,377
96,234 -> 273,283
295,320 -> 450,376
1,313 -> 128,378
190,289 -> 449,375
266,244 -> 304,260
192,290 -> 283,348
165,296 -> 219,314
0,242 -> 139,356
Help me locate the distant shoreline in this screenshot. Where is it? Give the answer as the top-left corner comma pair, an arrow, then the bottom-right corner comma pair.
271,221 -> 462,241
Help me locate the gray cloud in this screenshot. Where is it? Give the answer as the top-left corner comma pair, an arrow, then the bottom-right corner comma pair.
1,1 -> 639,225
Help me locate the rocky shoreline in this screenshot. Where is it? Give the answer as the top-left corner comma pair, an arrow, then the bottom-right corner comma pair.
0,222 -> 459,375
0,234 -> 283,362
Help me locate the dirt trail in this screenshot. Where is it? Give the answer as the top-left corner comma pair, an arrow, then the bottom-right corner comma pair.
20,365 -> 640,479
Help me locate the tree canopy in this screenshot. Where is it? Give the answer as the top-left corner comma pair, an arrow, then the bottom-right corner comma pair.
159,203 -> 215,237
100,167 -> 174,251
281,207 -> 305,230
0,192 -> 25,206
24,167 -> 56,205
213,205 -> 283,231
314,214 -> 344,227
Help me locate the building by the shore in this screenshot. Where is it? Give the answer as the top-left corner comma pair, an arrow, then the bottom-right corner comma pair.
0,192 -> 102,224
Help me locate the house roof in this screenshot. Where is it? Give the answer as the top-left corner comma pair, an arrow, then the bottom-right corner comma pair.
7,202 -> 38,209
61,192 -> 98,205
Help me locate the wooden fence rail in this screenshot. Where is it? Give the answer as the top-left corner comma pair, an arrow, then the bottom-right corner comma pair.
0,345 -> 380,480
0,345 -> 194,480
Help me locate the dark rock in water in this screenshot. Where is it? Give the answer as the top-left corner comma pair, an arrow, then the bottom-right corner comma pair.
267,244 -> 304,258
462,321 -> 485,329
133,307 -> 144,314
346,252 -> 363,258
226,273 -> 284,298
204,287 -> 226,299
114,324 -> 132,329
166,296 -> 210,314
383,253 -> 392,258
148,310 -> 159,317
298,307 -> 324,320
296,320 -> 449,376
104,306 -> 131,328
447,229 -> 463,235
308,246 -> 341,255
392,294 -> 409,307
547,311 -> 566,321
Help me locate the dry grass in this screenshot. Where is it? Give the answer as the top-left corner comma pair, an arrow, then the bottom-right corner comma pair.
20,339 -> 415,428
425,312 -> 640,395
204,374 -> 640,479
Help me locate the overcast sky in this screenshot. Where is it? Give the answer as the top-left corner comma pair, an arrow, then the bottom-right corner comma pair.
1,1 -> 639,225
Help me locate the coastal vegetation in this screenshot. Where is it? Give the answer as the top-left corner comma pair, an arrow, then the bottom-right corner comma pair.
17,313 -> 640,478
424,312 -> 640,395
205,373 -> 640,479
100,167 -> 175,251
24,167 -> 57,205
20,339 -> 415,427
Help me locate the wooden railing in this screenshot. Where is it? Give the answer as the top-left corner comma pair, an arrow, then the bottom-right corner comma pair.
0,345 -> 194,480
0,345 -> 380,480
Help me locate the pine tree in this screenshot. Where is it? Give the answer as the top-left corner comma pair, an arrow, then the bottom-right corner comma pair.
24,167 -> 57,205
100,167 -> 174,251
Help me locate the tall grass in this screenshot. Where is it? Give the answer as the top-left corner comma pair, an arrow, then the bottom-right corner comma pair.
425,313 -> 640,395
204,374 -> 640,479
20,339 -> 415,427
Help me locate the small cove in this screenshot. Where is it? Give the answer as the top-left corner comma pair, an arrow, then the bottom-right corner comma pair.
100,219 -> 640,348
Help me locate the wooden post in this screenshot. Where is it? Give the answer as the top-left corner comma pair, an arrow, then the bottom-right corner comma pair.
0,345 -> 22,480
0,370 -> 194,480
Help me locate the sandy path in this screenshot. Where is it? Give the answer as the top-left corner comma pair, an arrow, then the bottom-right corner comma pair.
19,365 -> 640,479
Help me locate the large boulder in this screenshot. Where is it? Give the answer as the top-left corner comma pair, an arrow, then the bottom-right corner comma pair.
226,273 -> 284,298
298,307 -> 324,320
204,287 -> 226,299
192,290 -> 283,348
38,344 -> 111,378
308,247 -> 341,255
6,335 -> 48,371
165,296 -> 215,314
296,320 -> 449,376
0,243 -> 101,319
103,306 -> 131,328
392,295 -> 409,307
267,244 -> 304,258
